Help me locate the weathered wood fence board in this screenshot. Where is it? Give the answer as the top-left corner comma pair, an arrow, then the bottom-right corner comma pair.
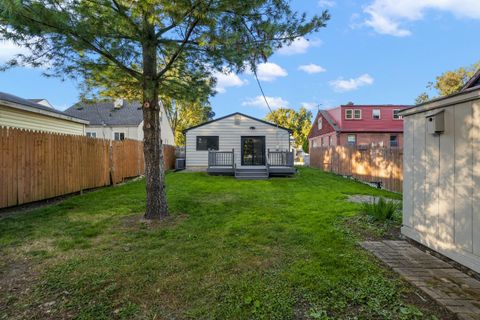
0,127 -> 175,209
310,146 -> 403,193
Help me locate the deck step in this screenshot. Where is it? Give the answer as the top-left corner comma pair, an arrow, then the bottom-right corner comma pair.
236,176 -> 268,180
235,168 -> 268,180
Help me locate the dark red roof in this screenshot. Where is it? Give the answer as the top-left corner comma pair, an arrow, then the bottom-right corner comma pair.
310,105 -> 411,137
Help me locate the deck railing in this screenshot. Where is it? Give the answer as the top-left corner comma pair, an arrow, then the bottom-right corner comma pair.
267,149 -> 294,167
208,149 -> 234,168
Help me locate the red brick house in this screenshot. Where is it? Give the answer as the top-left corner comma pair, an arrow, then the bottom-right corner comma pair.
308,104 -> 411,150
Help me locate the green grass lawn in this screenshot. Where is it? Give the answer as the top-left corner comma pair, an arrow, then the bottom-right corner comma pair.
0,168 -> 441,319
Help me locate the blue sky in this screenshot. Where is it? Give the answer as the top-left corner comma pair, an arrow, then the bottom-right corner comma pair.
1,0 -> 480,119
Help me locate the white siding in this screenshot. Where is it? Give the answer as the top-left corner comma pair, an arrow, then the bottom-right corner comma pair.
85,104 -> 175,145
85,125 -> 141,140
401,91 -> 480,273
0,105 -> 85,135
185,114 -> 290,168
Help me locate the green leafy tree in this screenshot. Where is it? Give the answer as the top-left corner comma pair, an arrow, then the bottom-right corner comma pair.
416,61 -> 480,103
0,1 -> 329,219
164,98 -> 214,146
265,107 -> 312,153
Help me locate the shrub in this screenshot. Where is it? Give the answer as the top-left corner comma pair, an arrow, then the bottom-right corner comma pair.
361,197 -> 400,222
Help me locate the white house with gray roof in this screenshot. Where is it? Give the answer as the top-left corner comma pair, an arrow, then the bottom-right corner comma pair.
183,112 -> 295,179
0,92 -> 88,135
64,99 -> 175,145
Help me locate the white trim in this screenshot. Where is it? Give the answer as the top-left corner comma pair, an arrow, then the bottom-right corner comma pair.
354,109 -> 362,119
345,109 -> 353,119
372,109 -> 381,120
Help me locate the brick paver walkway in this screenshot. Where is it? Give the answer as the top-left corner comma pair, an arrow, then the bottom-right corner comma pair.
361,240 -> 480,320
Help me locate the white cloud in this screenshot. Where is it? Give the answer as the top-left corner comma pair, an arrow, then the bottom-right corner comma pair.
212,70 -> 248,93
301,102 -> 318,111
298,64 -> 326,74
0,40 -> 29,62
318,0 -> 335,7
363,0 -> 480,37
242,96 -> 289,110
330,74 -> 374,92
246,62 -> 288,82
277,37 -> 322,55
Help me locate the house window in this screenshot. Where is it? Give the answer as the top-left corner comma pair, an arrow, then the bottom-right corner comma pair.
318,117 -> 322,130
345,109 -> 353,119
86,132 -> 96,138
354,109 -> 362,119
196,136 -> 219,151
372,109 -> 381,120
393,109 -> 402,120
114,132 -> 125,141
347,134 -> 356,146
329,135 -> 333,146
321,137 -> 324,146
390,135 -> 398,147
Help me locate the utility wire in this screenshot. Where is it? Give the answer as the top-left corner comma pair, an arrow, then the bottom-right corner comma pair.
252,67 -> 278,129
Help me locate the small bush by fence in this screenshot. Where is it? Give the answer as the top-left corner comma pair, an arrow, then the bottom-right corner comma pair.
0,127 -> 175,209
309,146 -> 403,193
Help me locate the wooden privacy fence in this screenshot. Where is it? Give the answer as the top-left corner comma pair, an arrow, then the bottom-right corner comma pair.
310,146 -> 403,193
0,127 -> 175,209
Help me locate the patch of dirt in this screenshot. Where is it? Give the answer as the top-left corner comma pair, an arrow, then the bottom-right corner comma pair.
0,257 -> 41,319
346,194 -> 401,205
342,215 -> 402,241
121,213 -> 188,230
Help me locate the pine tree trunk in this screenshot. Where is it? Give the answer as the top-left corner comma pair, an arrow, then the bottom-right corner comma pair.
142,37 -> 168,220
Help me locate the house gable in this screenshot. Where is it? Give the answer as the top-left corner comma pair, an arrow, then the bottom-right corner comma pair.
183,112 -> 292,133
308,111 -> 336,139
462,69 -> 480,91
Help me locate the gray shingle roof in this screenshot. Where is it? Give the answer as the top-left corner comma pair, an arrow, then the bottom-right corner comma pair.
64,101 -> 144,126
0,91 -> 87,123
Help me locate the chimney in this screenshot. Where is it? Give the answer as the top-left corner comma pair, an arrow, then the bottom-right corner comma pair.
114,98 -> 124,109
347,101 -> 354,105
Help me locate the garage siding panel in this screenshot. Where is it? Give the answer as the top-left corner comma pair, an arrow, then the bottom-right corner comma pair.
472,101 -> 480,256
412,114 -> 426,233
402,116 -> 414,228
424,112 -> 440,239
454,102 -> 473,253
438,107 -> 455,246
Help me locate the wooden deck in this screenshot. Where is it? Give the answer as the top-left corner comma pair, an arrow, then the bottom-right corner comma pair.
207,149 -> 296,178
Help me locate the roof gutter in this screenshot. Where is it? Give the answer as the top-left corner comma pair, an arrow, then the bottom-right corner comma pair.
1,99 -> 90,124
399,89 -> 480,117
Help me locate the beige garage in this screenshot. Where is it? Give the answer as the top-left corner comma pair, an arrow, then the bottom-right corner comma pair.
401,70 -> 480,273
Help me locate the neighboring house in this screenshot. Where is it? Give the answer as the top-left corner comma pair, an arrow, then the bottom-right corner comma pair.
308,104 -> 410,150
0,91 -> 88,135
400,70 -> 480,274
27,98 -> 55,109
64,99 -> 175,145
183,112 -> 295,179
